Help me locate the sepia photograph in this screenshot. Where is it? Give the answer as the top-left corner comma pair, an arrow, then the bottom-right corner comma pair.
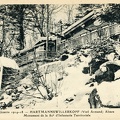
0,3 -> 120,119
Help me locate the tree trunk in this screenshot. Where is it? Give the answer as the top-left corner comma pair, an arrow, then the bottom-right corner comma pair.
17,6 -> 24,50
40,5 -> 45,37
46,4 -> 49,58
0,18 -> 5,56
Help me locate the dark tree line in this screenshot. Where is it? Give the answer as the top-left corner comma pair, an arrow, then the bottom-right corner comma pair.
76,4 -> 120,24
0,4 -> 65,56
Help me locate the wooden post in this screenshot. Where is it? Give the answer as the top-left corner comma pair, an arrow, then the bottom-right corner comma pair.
0,66 -> 3,90
55,40 -> 57,57
46,4 -> 49,58
89,31 -> 92,45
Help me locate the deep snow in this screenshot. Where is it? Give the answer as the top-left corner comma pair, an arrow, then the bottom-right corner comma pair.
3,54 -> 120,110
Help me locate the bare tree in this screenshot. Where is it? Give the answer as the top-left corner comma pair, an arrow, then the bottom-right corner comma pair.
0,5 -> 17,56
64,5 -> 77,24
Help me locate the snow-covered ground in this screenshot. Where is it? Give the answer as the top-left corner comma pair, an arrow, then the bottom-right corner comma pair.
3,54 -> 120,110
3,55 -> 93,110
17,58 -> 94,109
32,62 -> 92,109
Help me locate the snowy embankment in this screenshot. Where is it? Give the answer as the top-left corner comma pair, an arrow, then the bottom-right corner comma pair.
11,54 -> 94,109
89,68 -> 120,108
3,53 -> 120,109
26,54 -> 94,109
96,80 -> 120,107
30,61 -> 93,109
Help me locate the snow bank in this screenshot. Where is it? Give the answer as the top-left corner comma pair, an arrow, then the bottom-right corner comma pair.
38,54 -> 77,74
39,61 -> 63,74
80,55 -> 92,67
0,57 -> 19,70
115,69 -> 120,79
96,80 -> 120,106
106,52 -> 115,61
114,45 -> 120,55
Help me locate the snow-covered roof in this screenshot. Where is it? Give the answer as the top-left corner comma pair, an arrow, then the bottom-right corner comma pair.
62,11 -> 94,36
0,57 -> 19,70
